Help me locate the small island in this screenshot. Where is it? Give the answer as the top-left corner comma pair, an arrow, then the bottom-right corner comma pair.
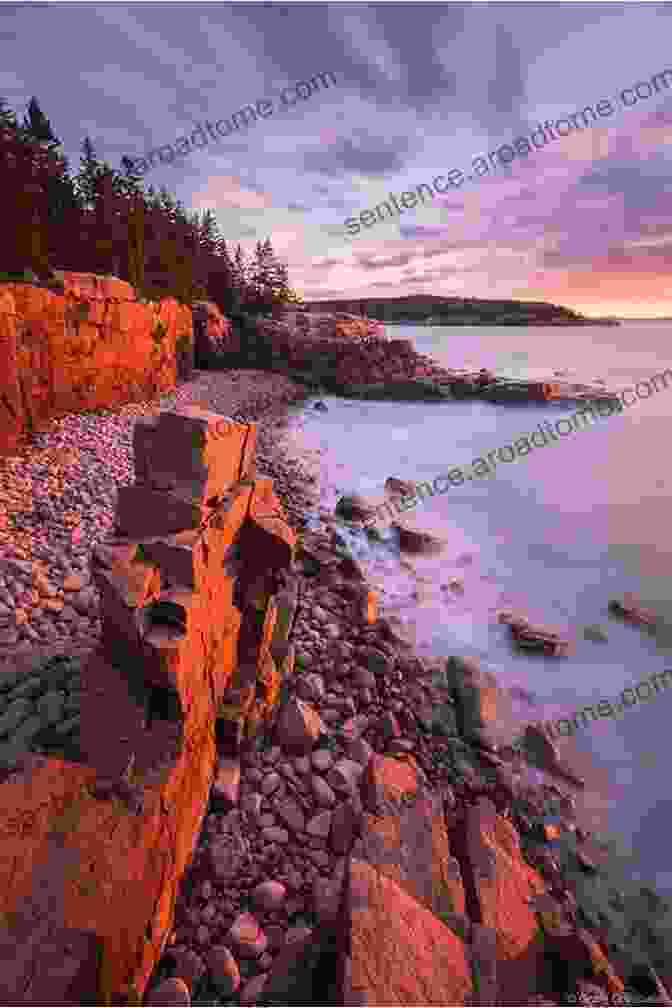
302,294 -> 620,326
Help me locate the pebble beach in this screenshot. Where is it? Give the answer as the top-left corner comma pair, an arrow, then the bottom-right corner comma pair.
0,369 -> 315,766
1,366 -> 670,1006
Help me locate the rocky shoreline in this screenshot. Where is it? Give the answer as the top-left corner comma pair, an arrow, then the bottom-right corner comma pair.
254,314 -> 620,406
0,368 -> 670,1005
141,414 -> 671,1006
300,296 -> 621,328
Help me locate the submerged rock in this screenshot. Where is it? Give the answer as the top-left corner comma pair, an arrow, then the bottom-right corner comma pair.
583,625 -> 609,643
522,724 -> 585,789
335,494 -> 377,523
608,594 -> 656,629
392,520 -> 444,555
385,476 -> 417,497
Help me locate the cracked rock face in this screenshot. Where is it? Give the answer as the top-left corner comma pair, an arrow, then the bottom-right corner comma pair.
0,405 -> 299,1005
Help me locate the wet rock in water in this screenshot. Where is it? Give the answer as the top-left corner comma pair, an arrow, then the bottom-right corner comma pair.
445,655 -> 502,751
385,477 -> 416,497
575,848 -> 599,874
509,685 -> 536,705
583,625 -> 609,644
608,594 -> 656,630
334,494 -> 376,523
392,520 -> 444,555
522,724 -> 585,789
500,612 -> 571,656
313,400 -> 328,411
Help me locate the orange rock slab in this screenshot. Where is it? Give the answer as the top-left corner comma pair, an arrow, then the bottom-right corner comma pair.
463,797 -> 549,1005
0,275 -> 193,460
340,859 -> 473,1005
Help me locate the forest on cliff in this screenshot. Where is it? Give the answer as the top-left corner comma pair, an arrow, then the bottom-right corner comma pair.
0,96 -> 301,318
303,294 -> 617,325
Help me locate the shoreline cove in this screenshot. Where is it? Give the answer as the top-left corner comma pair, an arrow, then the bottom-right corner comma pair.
1,354 -> 672,1002
362,365 -> 672,526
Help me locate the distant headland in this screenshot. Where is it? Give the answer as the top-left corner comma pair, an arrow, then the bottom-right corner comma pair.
301,294 -> 620,326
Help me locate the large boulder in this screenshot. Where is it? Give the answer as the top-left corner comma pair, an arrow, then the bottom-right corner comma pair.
444,655 -> 505,751
336,859 -> 473,1004
392,519 -> 445,554
461,797 -> 550,1004
355,754 -> 466,918
192,301 -> 237,366
335,494 -> 377,524
275,698 -> 325,754
0,278 -> 193,460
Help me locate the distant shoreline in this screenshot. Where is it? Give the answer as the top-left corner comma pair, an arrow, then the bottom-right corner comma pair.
381,318 -> 621,326
302,295 -> 621,327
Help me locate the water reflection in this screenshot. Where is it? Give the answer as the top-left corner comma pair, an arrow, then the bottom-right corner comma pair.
285,321 -> 672,897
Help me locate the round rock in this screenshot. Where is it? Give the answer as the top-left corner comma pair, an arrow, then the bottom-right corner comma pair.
311,775 -> 337,807
226,912 -> 268,959
145,977 -> 190,1005
207,945 -> 240,997
251,880 -> 287,912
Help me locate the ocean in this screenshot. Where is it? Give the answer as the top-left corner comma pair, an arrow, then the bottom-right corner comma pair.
284,320 -> 672,899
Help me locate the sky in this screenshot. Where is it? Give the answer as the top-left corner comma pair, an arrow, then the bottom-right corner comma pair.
1,1 -> 672,318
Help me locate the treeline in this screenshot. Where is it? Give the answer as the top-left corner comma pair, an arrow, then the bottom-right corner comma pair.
0,95 -> 302,316
303,295 -> 592,324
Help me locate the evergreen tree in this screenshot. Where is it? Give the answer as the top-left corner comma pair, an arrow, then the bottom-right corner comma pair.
21,96 -> 60,149
120,155 -> 143,191
0,97 -> 19,138
0,98 -> 303,312
90,167 -> 124,275
233,244 -> 248,304
127,192 -> 145,294
75,136 -> 102,209
208,237 -> 238,315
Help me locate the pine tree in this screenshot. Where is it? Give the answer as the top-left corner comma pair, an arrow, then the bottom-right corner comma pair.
127,192 -> 145,295
198,210 -> 219,258
0,97 -> 302,312
21,97 -> 60,149
208,237 -> 238,315
118,156 -> 145,200
0,97 -> 19,139
233,244 -> 248,307
75,136 -> 102,209
0,97 -> 64,278
91,167 -> 124,275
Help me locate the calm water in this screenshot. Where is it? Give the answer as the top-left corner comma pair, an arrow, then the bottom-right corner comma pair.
286,321 -> 672,897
